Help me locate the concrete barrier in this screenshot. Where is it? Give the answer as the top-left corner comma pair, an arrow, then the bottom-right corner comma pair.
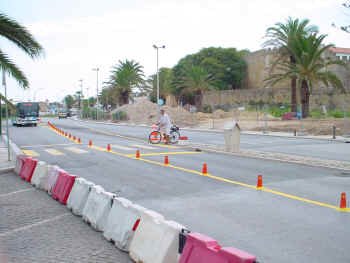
67,178 -> 95,216
19,157 -> 37,182
103,198 -> 147,251
129,209 -> 186,263
82,185 -> 115,231
51,171 -> 76,205
15,155 -> 26,175
45,165 -> 61,195
30,161 -> 48,189
179,233 -> 257,263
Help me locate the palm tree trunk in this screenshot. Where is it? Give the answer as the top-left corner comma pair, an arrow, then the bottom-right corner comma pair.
290,56 -> 297,112
194,90 -> 202,111
301,79 -> 310,118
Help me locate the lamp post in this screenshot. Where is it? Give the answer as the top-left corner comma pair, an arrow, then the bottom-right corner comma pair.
2,71 -> 10,161
153,45 -> 165,104
92,68 -> 99,120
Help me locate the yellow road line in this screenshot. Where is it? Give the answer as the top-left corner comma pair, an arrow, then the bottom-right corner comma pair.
45,148 -> 64,156
22,150 -> 39,157
64,147 -> 89,154
125,151 -> 202,157
47,123 -> 349,213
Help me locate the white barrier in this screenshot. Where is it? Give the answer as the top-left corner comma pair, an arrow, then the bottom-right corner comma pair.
30,161 -> 48,189
14,155 -> 25,175
103,198 -> 147,251
82,185 -> 115,231
129,210 -> 186,263
45,165 -> 61,194
67,178 -> 95,216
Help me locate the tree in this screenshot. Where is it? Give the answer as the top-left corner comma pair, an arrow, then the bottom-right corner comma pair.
105,59 -> 144,105
175,65 -> 215,110
147,67 -> 173,103
0,13 -> 44,88
265,33 -> 347,118
64,95 -> 74,109
263,17 -> 318,112
172,47 -> 247,92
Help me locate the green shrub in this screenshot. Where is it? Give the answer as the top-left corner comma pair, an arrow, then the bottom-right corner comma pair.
310,110 -> 324,119
267,106 -> 291,117
328,110 -> 345,118
202,105 -> 212,113
112,111 -> 128,121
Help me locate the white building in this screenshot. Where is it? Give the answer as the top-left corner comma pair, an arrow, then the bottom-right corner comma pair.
330,47 -> 350,61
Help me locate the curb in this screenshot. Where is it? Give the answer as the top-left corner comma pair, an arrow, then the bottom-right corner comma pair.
71,118 -> 349,143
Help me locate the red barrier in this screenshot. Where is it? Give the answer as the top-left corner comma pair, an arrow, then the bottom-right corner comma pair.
179,233 -> 257,263
15,155 -> 26,175
19,157 -> 38,182
51,171 -> 76,205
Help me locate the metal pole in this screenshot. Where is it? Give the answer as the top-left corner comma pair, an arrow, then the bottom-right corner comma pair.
2,71 -> 10,161
96,69 -> 99,120
156,47 -> 159,104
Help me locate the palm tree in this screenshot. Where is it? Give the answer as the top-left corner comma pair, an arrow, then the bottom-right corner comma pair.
106,60 -> 144,105
263,17 -> 318,112
265,33 -> 347,118
0,13 -> 44,88
176,65 -> 214,111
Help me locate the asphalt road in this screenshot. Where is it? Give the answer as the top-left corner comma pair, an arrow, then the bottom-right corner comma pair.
62,119 -> 349,162
8,119 -> 350,263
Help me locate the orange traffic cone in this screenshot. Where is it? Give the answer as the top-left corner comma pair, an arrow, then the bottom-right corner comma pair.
89,140 -> 92,147
136,150 -> 140,159
202,163 -> 208,175
257,174 -> 263,189
164,156 -> 169,165
340,192 -> 347,209
73,136 -> 76,141
78,138 -> 81,144
107,144 -> 111,151
69,134 -> 72,139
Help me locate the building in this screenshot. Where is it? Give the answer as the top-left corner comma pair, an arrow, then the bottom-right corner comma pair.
330,47 -> 350,61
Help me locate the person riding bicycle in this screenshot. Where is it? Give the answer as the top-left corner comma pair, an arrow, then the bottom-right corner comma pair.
156,108 -> 172,144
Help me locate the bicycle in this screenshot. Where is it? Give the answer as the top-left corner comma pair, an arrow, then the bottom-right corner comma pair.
149,125 -> 180,144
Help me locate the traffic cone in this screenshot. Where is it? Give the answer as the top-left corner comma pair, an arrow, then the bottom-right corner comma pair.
136,150 -> 140,159
78,138 -> 81,144
257,174 -> 263,189
69,134 -> 71,139
202,163 -> 208,175
164,156 -> 169,165
340,192 -> 347,209
89,140 -> 92,147
73,136 -> 76,141
107,144 -> 111,151
65,132 -> 67,137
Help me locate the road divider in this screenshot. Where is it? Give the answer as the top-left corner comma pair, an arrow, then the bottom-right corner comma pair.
179,232 -> 257,263
15,155 -> 26,175
52,171 -> 76,205
103,197 -> 147,252
67,177 -> 95,216
45,165 -> 62,194
19,157 -> 37,182
82,185 -> 115,231
30,161 -> 48,189
129,209 -> 187,263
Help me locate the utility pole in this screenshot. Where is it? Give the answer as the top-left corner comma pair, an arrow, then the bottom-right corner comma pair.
153,45 -> 165,105
92,68 -> 99,120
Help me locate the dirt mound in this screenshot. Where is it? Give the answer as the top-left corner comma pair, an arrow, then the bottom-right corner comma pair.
113,99 -> 198,127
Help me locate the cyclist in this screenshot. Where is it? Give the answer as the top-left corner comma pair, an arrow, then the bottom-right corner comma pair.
157,108 -> 172,144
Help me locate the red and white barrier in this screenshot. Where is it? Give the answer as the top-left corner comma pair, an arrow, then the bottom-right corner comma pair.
51,171 -> 76,205
179,233 -> 257,263
15,155 -> 26,175
19,157 -> 38,182
129,209 -> 186,263
82,185 -> 114,231
67,178 -> 95,216
30,161 -> 48,189
103,198 -> 147,251
45,165 -> 62,194
178,136 -> 189,145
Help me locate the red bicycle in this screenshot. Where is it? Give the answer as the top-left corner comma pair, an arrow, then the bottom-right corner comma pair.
148,125 -> 180,144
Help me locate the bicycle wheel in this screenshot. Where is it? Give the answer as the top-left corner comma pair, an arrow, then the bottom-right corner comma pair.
149,131 -> 162,144
169,131 -> 180,144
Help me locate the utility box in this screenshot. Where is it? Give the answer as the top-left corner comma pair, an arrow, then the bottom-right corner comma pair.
224,121 -> 241,152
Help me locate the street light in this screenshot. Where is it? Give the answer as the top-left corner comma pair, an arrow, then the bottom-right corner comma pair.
92,68 -> 99,120
153,44 -> 165,104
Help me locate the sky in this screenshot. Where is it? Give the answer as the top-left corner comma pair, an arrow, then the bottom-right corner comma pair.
0,0 -> 349,103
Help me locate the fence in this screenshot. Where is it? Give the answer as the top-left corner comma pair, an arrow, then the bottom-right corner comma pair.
200,101 -> 350,138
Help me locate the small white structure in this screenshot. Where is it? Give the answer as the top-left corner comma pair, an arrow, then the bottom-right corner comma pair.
330,47 -> 350,61
224,121 -> 241,152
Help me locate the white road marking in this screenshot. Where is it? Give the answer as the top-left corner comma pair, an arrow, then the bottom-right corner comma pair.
111,145 -> 135,151
130,144 -> 155,150
64,147 -> 89,154
45,148 -> 64,155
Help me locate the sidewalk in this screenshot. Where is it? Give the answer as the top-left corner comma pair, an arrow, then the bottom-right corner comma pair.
0,140 -> 131,262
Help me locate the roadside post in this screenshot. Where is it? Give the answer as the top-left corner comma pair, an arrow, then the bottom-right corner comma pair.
344,103 -> 349,138
224,121 -> 240,152
2,71 -> 10,161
